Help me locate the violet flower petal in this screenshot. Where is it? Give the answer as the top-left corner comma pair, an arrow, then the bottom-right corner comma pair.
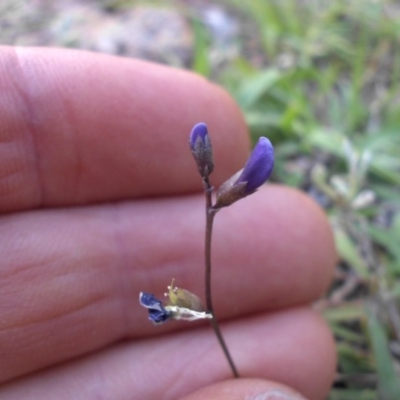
189,122 -> 214,178
189,122 -> 208,151
236,137 -> 274,194
139,292 -> 171,325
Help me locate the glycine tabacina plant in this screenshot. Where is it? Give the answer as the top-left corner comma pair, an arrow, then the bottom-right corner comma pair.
139,122 -> 274,377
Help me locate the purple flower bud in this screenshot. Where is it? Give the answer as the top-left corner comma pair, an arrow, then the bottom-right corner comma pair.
215,137 -> 274,208
237,137 -> 274,194
139,292 -> 171,325
189,122 -> 214,178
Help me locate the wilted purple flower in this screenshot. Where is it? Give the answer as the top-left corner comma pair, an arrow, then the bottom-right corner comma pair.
139,292 -> 171,325
189,122 -> 214,178
139,286 -> 211,324
215,137 -> 274,208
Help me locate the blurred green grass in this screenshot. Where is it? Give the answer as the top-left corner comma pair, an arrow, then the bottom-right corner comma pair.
191,0 -> 400,398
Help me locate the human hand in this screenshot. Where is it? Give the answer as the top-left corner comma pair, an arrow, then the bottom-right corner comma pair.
0,47 -> 336,400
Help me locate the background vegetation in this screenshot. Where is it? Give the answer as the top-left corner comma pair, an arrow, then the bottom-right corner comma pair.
204,1 -> 400,399
2,0 -> 400,398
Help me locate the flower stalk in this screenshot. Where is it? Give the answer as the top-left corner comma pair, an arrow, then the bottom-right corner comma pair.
203,176 -> 240,378
139,122 -> 274,380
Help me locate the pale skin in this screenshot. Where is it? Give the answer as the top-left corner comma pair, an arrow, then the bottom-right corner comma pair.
0,47 -> 337,400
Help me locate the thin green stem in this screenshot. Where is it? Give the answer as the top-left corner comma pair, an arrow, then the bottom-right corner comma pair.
203,177 -> 240,378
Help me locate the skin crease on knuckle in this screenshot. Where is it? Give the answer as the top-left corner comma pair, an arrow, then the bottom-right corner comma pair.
0,47 -> 336,400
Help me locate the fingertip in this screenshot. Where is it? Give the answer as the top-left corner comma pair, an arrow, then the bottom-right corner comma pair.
180,379 -> 308,400
214,184 -> 336,312
278,185 -> 337,293
179,310 -> 335,400
270,184 -> 336,295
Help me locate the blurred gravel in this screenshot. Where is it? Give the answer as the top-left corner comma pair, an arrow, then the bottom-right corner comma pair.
0,0 -> 242,69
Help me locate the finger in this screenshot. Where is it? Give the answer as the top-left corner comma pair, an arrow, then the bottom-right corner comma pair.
0,309 -> 335,400
180,379 -> 307,400
0,185 -> 335,382
0,46 -> 248,212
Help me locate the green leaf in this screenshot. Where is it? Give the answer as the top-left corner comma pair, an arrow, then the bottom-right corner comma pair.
332,222 -> 369,279
370,184 -> 400,204
368,213 -> 400,262
331,323 -> 366,344
308,128 -> 346,156
236,69 -> 282,109
329,389 -> 376,400
324,302 -> 365,322
337,342 -> 374,373
191,19 -> 210,77
392,282 -> 400,299
366,306 -> 400,400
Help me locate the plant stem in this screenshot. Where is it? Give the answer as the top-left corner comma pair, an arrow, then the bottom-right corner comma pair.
203,177 -> 240,378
